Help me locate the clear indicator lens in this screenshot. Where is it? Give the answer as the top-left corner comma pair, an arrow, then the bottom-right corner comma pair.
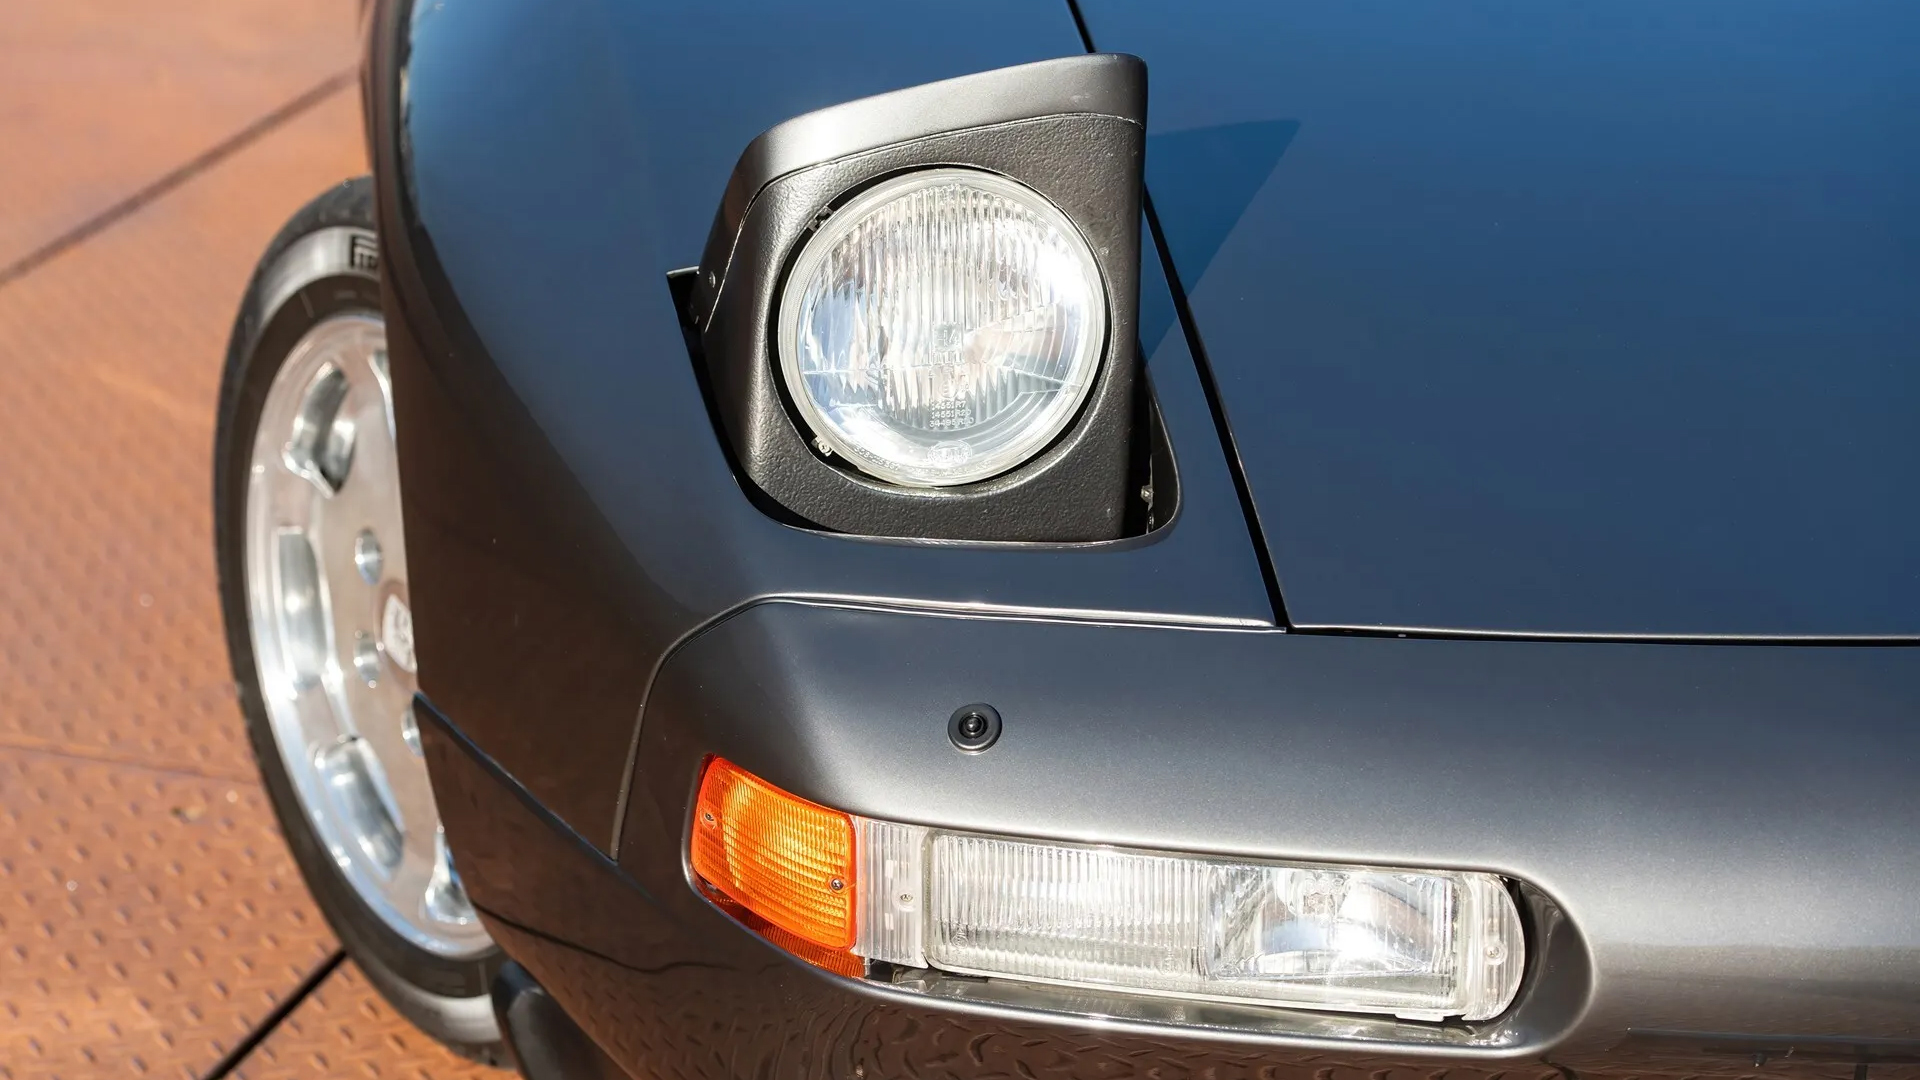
855,818 -> 928,966
778,169 -> 1106,488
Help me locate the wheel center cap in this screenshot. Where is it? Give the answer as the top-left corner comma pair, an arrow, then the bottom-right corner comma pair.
381,592 -> 417,674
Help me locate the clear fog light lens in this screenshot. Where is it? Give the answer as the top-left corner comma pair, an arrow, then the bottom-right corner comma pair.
857,829 -> 1524,1022
777,169 -> 1106,488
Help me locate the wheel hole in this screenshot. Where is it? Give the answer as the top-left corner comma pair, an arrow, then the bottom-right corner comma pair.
285,364 -> 356,493
315,736 -> 405,875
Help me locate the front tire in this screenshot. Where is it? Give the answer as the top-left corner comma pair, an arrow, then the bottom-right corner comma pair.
213,177 -> 507,1065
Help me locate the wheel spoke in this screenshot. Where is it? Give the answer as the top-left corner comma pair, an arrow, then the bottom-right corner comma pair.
270,530 -> 327,692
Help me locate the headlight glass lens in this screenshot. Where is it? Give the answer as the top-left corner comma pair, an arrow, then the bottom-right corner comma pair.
778,169 -> 1106,488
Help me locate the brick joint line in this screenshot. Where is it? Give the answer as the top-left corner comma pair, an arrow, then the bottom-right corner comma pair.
0,738 -> 261,786
0,68 -> 359,292
197,948 -> 347,1080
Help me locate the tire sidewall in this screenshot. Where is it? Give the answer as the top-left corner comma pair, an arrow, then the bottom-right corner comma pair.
213,183 -> 504,1055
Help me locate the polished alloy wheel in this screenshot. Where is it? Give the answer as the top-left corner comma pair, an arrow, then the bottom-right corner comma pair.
243,312 -> 489,958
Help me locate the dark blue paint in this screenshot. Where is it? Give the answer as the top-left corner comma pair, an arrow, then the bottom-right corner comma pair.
1145,121 -> 1298,289
1085,0 -> 1920,636
414,0 -> 1093,272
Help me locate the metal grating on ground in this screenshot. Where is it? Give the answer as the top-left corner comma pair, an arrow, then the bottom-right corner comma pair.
0,750 -> 336,1078
0,2 -> 498,1076
230,963 -> 499,1080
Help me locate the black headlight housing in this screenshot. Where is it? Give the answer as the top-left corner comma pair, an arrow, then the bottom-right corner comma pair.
690,55 -> 1148,542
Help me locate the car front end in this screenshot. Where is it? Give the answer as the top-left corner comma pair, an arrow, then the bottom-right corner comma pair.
217,0 -> 1920,1076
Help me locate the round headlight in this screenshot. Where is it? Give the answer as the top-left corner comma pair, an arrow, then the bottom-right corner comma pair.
778,169 -> 1107,488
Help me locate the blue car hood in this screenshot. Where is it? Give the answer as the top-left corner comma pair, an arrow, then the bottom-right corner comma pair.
1088,0 -> 1919,638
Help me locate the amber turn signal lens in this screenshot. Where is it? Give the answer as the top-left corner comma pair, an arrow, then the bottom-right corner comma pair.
691,758 -> 856,950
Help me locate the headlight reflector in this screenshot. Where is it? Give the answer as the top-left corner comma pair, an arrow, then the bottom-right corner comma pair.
777,169 -> 1106,488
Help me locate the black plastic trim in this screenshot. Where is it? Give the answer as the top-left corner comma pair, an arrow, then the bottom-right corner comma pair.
693,54 -> 1146,323
491,961 -> 627,1080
